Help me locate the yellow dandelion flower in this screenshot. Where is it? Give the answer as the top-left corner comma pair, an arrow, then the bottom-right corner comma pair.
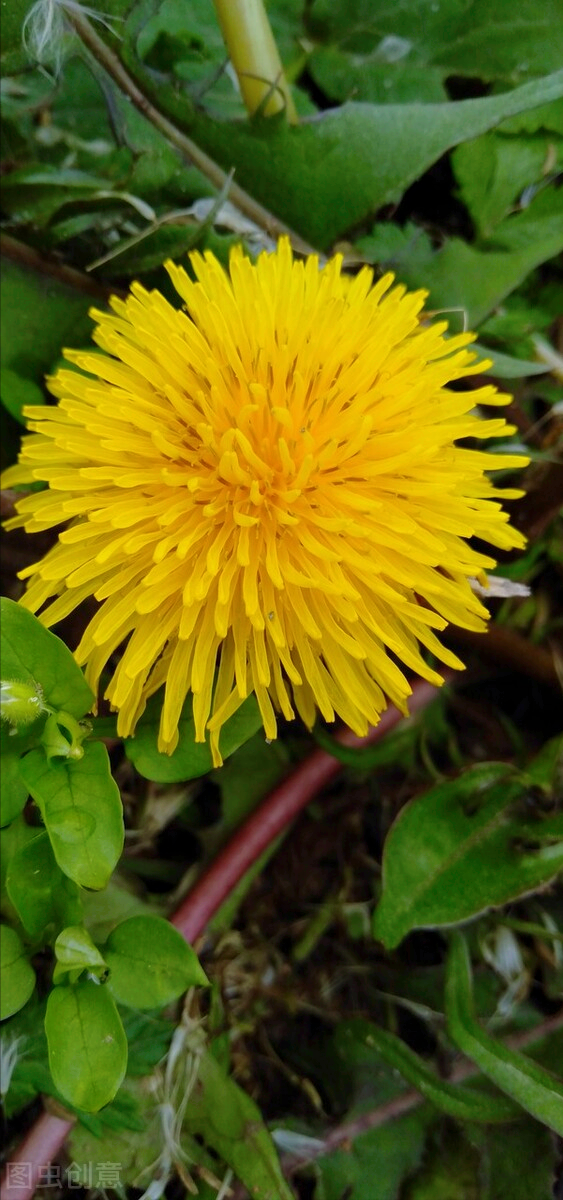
2,239 -> 528,765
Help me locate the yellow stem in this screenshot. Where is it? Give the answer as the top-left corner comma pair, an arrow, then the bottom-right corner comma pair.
213,0 -> 298,123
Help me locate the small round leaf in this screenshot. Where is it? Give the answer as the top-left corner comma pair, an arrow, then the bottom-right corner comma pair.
0,925 -> 35,1019
45,980 -> 127,1112
105,915 -> 208,1009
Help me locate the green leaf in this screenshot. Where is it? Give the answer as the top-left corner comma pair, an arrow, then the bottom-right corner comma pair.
452,128 -> 562,238
401,1124 -> 481,1200
45,979 -> 127,1112
309,46 -> 447,105
0,368 -> 44,424
19,742 -> 124,890
0,598 -> 94,719
125,690 -> 262,782
524,734 -> 563,789
181,69 -> 563,247
373,763 -> 563,949
134,0 -> 246,122
285,1018 -> 434,1198
0,0 -> 34,73
405,1117 -> 557,1200
104,915 -> 207,1009
471,343 -> 551,378
358,185 -> 563,327
80,879 -> 150,946
67,1080 -> 168,1185
1,814 -> 37,893
1,924 -> 35,1019
0,722 -> 32,827
470,1120 -> 559,1200
446,933 -> 563,1133
6,832 -> 82,939
309,0 -> 563,83
313,1115 -> 427,1200
410,192 -> 563,326
53,925 -> 107,985
184,1047 -> 294,1200
1,993 -> 161,1126
0,255 -> 93,384
428,0 -> 563,82
347,1021 -> 518,1123
1,166 -> 116,226
121,1009 -> 175,1077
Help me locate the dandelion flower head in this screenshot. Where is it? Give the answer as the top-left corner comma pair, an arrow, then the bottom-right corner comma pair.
2,239 -> 527,764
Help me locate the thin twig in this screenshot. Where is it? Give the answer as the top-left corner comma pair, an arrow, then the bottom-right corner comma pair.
65,9 -> 317,257
1,233 -> 120,300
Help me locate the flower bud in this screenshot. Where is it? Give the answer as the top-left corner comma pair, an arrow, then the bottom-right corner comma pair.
0,679 -> 47,728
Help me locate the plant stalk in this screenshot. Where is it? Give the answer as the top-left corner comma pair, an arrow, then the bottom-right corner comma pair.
213,0 -> 297,122
171,680 -> 441,942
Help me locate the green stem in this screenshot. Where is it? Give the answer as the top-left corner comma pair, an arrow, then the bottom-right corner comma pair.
213,0 -> 297,122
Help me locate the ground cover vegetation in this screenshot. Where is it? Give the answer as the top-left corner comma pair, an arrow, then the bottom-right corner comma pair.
1,2 -> 562,1198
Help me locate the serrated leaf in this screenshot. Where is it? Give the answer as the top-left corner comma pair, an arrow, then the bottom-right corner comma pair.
360,185 -> 563,327
0,598 -> 94,719
373,763 -> 563,949
452,129 -> 562,237
19,742 -> 124,890
0,924 -> 35,1020
446,933 -> 563,1133
125,690 -> 262,782
181,69 -> 563,247
105,915 -> 207,1009
45,979 -> 127,1112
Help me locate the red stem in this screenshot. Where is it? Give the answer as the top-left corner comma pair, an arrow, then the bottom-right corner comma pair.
0,680 -> 440,1200
171,679 -> 440,941
0,1112 -> 75,1200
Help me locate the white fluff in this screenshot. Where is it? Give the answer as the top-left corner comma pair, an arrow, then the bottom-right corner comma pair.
22,0 -> 120,74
